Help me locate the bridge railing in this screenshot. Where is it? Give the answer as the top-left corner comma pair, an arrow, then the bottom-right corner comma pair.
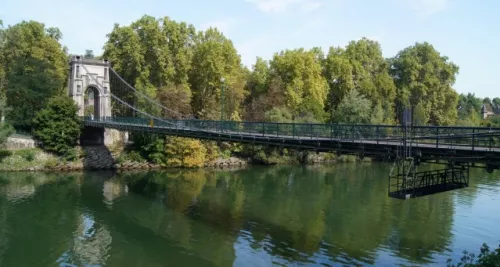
83,116 -> 500,150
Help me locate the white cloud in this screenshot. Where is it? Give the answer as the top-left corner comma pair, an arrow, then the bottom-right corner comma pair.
401,0 -> 451,16
200,18 -> 238,34
245,0 -> 325,13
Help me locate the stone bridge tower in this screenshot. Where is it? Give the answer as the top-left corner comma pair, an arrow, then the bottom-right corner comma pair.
68,56 -> 112,118
68,56 -> 126,145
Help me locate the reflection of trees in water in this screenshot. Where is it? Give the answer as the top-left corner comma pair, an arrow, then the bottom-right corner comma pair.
0,172 -> 80,266
113,170 -> 236,266
387,194 -> 454,264
237,165 -> 332,262
0,172 -> 57,202
107,164 -> 458,266
0,197 -> 8,267
319,163 -> 393,265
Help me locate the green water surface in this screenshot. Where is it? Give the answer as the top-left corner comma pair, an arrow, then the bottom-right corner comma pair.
0,163 -> 499,266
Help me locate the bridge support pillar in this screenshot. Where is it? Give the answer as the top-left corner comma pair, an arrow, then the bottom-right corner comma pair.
80,127 -> 129,146
104,129 -> 129,146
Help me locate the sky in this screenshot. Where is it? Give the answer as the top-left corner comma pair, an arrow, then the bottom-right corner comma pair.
0,0 -> 499,97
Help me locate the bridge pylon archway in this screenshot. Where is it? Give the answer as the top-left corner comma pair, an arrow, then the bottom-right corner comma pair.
68,56 -> 128,145
68,55 -> 111,118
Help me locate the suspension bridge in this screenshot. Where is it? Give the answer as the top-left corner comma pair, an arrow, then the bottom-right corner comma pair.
70,56 -> 500,199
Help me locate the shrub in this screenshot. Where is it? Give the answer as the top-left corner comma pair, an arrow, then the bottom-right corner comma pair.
0,150 -> 12,162
16,149 -> 36,162
32,95 -> 81,158
447,243 -> 500,266
165,137 -> 206,168
44,158 -> 58,169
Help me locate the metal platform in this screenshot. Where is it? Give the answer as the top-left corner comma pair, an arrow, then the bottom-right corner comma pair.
388,162 -> 469,199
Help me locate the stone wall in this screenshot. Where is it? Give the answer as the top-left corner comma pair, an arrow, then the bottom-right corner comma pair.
104,129 -> 129,146
5,136 -> 36,150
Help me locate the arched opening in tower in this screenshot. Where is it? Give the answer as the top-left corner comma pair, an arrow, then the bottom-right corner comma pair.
84,86 -> 101,118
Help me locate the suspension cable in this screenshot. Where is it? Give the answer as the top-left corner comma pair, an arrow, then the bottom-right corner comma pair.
80,64 -> 187,128
108,67 -> 187,119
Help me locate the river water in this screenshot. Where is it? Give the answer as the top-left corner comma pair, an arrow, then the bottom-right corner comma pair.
0,163 -> 499,266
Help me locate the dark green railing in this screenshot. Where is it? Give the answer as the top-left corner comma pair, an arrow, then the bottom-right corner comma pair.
82,116 -> 500,151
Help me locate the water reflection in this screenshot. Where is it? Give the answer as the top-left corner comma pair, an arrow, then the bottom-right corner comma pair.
0,165 -> 498,266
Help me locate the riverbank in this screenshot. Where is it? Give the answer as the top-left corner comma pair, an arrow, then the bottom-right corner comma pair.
0,146 -> 250,172
0,144 -> 365,172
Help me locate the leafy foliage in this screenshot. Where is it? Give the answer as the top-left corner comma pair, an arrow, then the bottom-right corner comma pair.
268,48 -> 328,121
32,95 -> 81,158
331,89 -> 372,124
1,21 -> 68,130
390,42 -> 459,125
447,243 -> 500,267
165,137 -> 207,168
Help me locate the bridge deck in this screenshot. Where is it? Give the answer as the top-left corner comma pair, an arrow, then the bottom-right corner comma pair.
84,118 -> 500,168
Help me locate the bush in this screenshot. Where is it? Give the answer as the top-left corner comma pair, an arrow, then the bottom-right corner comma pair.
117,150 -> 146,163
447,243 -> 500,266
0,122 -> 14,145
32,95 -> 81,158
0,150 -> 12,162
16,149 -> 36,162
165,137 -> 206,168
44,158 -> 58,169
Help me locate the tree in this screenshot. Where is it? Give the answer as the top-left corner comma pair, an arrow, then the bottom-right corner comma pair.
84,49 -> 95,59
0,20 -> 5,101
264,107 -> 293,123
268,48 -> 328,121
189,28 -> 246,120
492,97 -> 500,107
390,42 -> 459,125
331,89 -> 372,124
457,93 -> 482,125
0,99 -> 14,145
1,21 -> 68,131
323,47 -> 354,113
243,57 -> 272,121
323,39 -> 396,124
103,16 -> 198,117
46,27 -> 62,41
32,95 -> 81,158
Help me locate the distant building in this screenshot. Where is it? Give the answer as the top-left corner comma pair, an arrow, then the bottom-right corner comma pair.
481,103 -> 500,119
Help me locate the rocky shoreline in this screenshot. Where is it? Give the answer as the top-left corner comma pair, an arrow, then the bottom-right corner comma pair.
0,145 -> 252,172
0,143 -> 344,172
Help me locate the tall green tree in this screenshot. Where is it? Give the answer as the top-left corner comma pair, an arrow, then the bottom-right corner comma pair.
492,97 -> 500,107
344,38 -> 396,122
1,21 -> 68,130
189,28 -> 246,120
457,93 -> 482,125
103,15 -> 197,117
268,48 -> 328,121
0,20 -> 6,101
32,95 -> 81,158
244,57 -> 270,121
331,89 -> 372,124
390,42 -> 459,125
323,39 -> 396,124
323,47 -> 354,114
84,49 -> 95,59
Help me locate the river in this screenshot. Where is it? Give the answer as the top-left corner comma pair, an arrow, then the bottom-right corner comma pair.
0,163 -> 499,266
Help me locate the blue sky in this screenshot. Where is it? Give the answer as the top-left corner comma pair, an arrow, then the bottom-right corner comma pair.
1,0 -> 499,97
